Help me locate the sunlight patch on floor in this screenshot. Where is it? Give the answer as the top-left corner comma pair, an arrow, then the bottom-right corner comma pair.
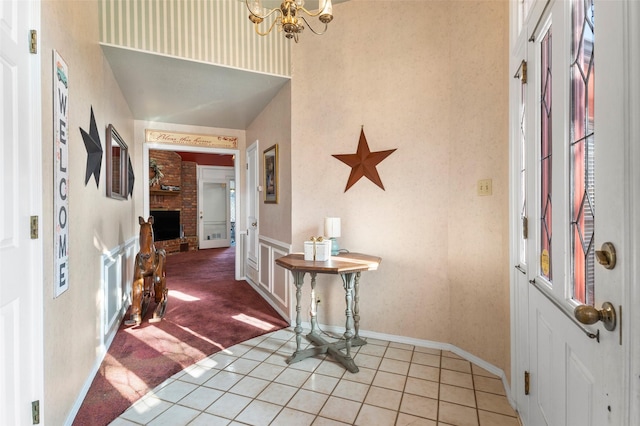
232,313 -> 276,331
168,289 -> 200,302
171,322 -> 227,351
103,353 -> 152,402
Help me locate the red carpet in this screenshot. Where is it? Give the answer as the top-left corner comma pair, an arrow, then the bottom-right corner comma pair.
73,247 -> 288,425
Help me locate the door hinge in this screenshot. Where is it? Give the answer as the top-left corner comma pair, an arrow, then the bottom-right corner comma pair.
524,371 -> 530,395
29,30 -> 38,54
522,216 -> 528,239
32,400 -> 40,424
514,59 -> 527,84
30,216 -> 39,239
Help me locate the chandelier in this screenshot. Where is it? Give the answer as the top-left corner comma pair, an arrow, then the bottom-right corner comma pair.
245,0 -> 334,43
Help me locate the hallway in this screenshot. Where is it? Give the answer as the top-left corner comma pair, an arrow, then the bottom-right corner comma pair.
110,328 -> 520,426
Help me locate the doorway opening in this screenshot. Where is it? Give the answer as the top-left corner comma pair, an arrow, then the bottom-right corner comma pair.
142,142 -> 242,280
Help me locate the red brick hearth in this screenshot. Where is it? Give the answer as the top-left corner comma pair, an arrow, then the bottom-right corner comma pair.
149,150 -> 197,254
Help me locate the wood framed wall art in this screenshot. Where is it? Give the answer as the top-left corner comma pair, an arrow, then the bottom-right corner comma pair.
263,144 -> 278,203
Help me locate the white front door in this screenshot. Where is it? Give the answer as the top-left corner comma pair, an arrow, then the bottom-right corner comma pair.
0,0 -> 44,423
510,0 -> 634,424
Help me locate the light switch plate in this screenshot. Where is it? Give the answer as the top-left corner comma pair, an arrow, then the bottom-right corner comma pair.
478,179 -> 492,196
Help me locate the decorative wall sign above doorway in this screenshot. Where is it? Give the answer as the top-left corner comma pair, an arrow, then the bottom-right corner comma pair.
145,129 -> 238,149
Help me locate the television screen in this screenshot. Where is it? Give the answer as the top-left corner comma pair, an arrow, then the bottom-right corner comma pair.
150,210 -> 180,241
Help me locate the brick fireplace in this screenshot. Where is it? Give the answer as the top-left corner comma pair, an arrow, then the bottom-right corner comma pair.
149,150 -> 197,254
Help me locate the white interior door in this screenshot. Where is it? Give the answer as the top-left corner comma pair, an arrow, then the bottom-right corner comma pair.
511,1 -> 631,424
0,0 -> 43,423
198,178 -> 230,249
246,141 -> 259,271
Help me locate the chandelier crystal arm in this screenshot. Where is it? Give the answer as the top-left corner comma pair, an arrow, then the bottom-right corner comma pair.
299,15 -> 328,36
253,16 -> 281,36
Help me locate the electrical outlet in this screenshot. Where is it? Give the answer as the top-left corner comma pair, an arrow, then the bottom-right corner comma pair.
478,178 -> 493,196
315,292 -> 322,305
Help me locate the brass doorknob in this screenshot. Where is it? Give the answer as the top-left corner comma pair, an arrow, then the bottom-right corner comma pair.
574,302 -> 616,331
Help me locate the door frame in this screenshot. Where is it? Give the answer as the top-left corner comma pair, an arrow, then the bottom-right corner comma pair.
626,1 -> 640,420
245,140 -> 260,272
143,142 -> 241,279
0,0 -> 44,421
197,165 -> 233,249
508,0 -> 640,423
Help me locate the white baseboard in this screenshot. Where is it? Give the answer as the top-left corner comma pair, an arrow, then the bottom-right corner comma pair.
298,320 -> 516,410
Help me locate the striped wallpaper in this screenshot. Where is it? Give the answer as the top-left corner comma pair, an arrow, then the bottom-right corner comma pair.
99,0 -> 291,76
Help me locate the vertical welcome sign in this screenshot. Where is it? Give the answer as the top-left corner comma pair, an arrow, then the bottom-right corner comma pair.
54,50 -> 69,298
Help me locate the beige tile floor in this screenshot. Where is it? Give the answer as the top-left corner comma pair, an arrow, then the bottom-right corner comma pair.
109,328 -> 521,426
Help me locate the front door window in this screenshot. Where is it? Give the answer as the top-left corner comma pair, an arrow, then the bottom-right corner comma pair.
540,27 -> 553,282
570,0 -> 595,305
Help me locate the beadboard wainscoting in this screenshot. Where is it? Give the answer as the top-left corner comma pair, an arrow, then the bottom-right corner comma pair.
68,237 -> 138,424
244,236 -> 292,323
102,237 -> 138,345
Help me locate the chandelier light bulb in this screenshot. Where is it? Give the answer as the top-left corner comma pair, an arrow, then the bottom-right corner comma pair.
249,0 -> 262,15
319,0 -> 333,24
245,0 -> 333,42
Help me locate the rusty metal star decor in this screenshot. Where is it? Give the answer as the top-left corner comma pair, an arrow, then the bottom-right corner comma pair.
332,127 -> 397,192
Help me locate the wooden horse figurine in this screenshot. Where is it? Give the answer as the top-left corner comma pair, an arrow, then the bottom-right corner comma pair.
125,216 -> 168,326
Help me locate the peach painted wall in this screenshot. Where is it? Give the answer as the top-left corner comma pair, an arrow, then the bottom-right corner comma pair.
247,82 -> 293,244
41,1 -> 136,424
290,0 -> 510,375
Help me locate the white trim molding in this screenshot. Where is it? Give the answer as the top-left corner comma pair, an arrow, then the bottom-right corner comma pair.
303,321 -> 516,410
245,236 -> 292,322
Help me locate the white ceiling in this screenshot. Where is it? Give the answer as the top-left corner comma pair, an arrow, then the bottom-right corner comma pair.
101,44 -> 290,130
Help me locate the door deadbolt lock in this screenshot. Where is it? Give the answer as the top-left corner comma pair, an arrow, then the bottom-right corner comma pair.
595,242 -> 616,269
574,301 -> 617,331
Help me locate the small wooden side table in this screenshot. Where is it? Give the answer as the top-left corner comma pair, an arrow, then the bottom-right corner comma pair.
275,252 -> 381,373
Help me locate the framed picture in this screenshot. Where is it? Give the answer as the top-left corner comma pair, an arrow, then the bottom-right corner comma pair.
106,124 -> 129,200
263,144 -> 278,203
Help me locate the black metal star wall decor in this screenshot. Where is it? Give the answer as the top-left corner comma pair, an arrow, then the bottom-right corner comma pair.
79,106 -> 103,187
128,156 -> 135,198
332,127 -> 397,192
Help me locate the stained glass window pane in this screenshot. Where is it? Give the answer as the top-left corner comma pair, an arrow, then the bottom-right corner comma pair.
540,28 -> 553,282
519,76 -> 527,266
570,0 -> 595,305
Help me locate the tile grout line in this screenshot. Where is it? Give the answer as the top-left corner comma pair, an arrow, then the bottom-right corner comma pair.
116,331 -> 518,425
437,348 -> 443,424
472,362 -> 481,426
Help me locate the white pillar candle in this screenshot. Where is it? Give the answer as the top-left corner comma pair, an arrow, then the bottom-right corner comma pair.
324,217 -> 341,238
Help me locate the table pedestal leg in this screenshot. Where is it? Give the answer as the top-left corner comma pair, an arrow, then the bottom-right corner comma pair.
287,271 -> 306,364
286,270 -> 367,373
339,272 -> 358,372
353,271 -> 364,344
309,273 -> 319,337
